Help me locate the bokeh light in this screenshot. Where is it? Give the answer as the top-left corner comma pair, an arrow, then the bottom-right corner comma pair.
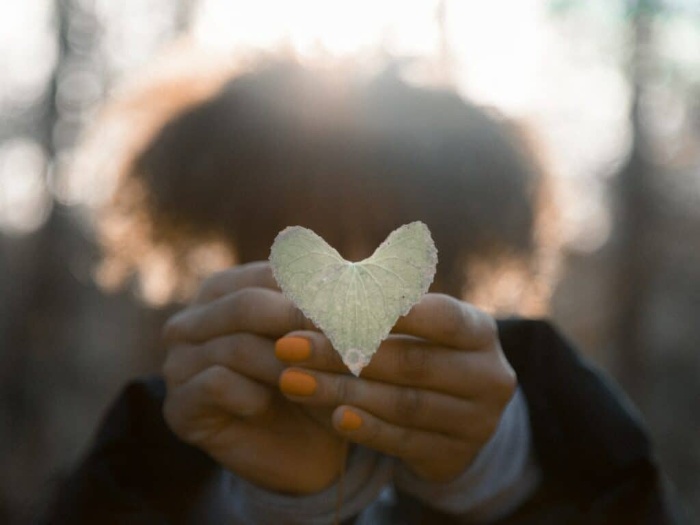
0,0 -> 57,112
0,139 -> 52,235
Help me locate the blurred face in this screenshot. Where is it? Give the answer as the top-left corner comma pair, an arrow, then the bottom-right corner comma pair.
228,175 -> 454,293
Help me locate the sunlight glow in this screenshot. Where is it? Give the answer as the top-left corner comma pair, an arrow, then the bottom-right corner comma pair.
448,0 -> 547,114
190,0 -> 623,253
0,139 -> 52,236
192,0 -> 439,58
0,0 -> 57,110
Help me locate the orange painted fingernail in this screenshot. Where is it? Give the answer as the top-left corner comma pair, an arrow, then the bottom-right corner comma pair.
275,337 -> 311,362
339,409 -> 362,431
279,370 -> 317,396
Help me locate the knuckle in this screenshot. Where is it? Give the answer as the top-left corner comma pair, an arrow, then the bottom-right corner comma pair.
398,344 -> 430,382
162,313 -> 188,344
321,344 -> 339,370
245,387 -> 272,417
439,299 -> 466,341
362,414 -> 382,444
487,354 -> 517,406
333,375 -> 352,404
223,289 -> 254,327
479,313 -> 498,343
395,387 -> 422,422
497,367 -> 517,404
202,365 -> 229,399
251,261 -> 275,286
287,304 -> 307,331
208,335 -> 240,365
197,278 -> 223,303
232,287 -> 256,307
394,427 -> 416,459
318,338 -> 343,371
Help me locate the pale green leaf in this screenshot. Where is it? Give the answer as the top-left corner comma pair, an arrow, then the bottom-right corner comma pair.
270,221 -> 438,376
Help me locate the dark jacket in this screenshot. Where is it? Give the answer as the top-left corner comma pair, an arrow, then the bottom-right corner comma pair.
42,320 -> 682,524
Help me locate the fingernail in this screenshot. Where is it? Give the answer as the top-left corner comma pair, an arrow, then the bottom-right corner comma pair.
275,337 -> 311,362
339,409 -> 362,431
279,370 -> 317,396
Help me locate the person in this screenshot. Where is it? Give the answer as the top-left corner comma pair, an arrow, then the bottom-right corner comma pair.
43,58 -> 680,524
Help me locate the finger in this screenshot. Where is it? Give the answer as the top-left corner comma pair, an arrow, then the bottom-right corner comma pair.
193,262 -> 280,305
392,294 -> 497,350
164,365 -> 273,442
164,287 -> 315,344
164,333 -> 285,389
274,332 -> 346,372
331,406 -> 477,472
279,369 -> 491,441
275,332 -> 514,400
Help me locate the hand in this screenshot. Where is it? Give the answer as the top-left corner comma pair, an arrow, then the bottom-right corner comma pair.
161,262 -> 347,495
275,294 -> 516,483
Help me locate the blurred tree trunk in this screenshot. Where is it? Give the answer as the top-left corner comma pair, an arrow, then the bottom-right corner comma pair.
436,0 -> 453,87
0,2 -> 67,521
176,0 -> 198,32
611,1 -> 657,406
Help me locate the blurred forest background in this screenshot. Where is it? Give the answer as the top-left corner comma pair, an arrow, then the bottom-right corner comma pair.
1,0 -> 699,522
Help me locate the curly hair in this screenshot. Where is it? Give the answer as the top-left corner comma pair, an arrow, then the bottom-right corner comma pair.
84,52 -> 558,310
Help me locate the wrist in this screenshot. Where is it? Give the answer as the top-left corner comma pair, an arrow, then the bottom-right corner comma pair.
227,446 -> 394,524
395,387 -> 541,520
402,455 -> 474,484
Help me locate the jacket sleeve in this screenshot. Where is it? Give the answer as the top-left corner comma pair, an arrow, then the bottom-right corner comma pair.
42,377 -> 221,525
394,319 -> 682,525
41,377 -> 364,525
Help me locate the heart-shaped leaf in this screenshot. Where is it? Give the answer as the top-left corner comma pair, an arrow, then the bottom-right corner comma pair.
270,221 -> 437,376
